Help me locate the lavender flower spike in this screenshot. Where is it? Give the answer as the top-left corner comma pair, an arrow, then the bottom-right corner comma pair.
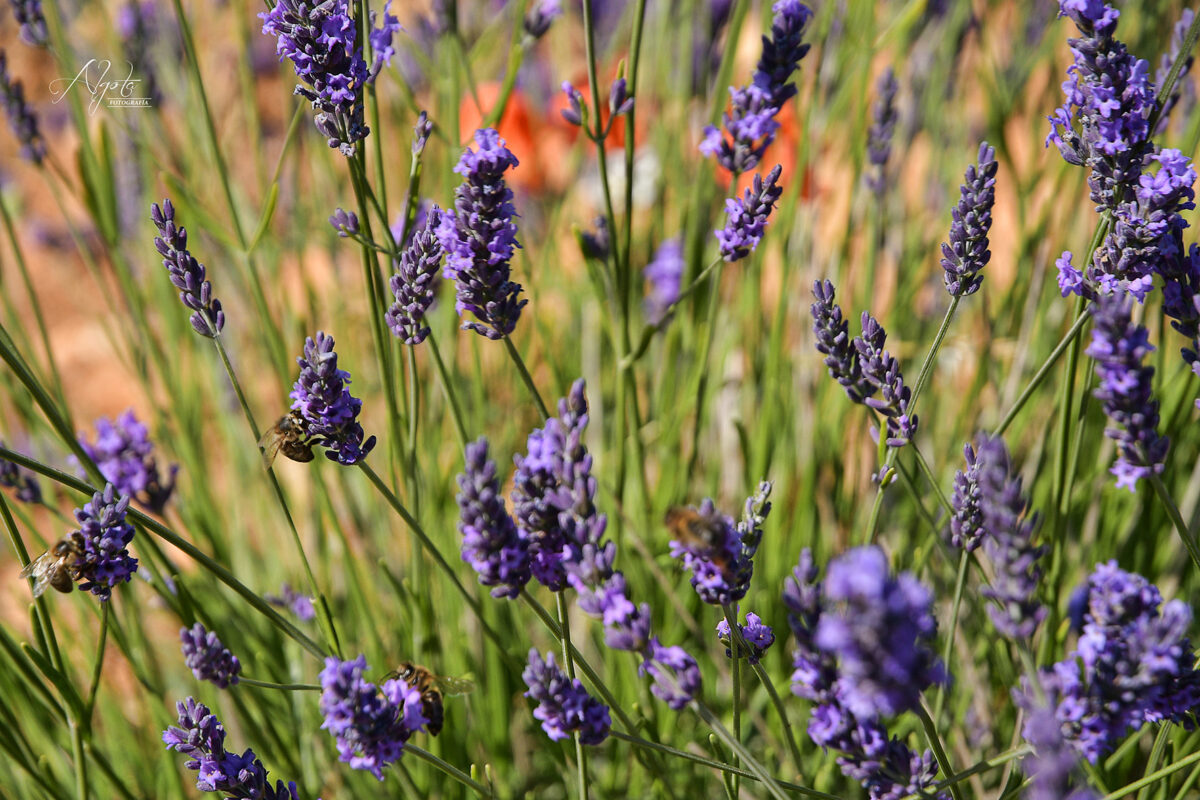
437,128 -> 526,339
854,313 -> 918,447
73,484 -> 137,600
948,442 -> 984,551
386,205 -> 444,345
641,639 -> 702,710
716,164 -> 783,262
643,238 -> 684,325
522,650 -> 611,744
941,142 -> 997,297
10,0 -> 48,45
811,279 -> 873,403
716,612 -> 775,664
180,623 -> 241,688
80,409 -> 178,514
319,655 -> 429,779
1085,294 -> 1168,491
289,331 -> 377,465
163,697 -> 301,799
151,199 -> 225,337
260,0 -> 369,154
0,51 -> 46,164
457,437 -> 531,599
864,68 -> 898,196
815,546 -> 945,719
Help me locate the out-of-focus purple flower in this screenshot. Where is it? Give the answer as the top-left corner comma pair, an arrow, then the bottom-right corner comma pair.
151,199 -> 225,337
1027,562 -> 1200,763
811,280 -> 873,403
391,199 -> 431,247
523,0 -> 561,38
1048,0 -> 1154,212
1155,9 -> 1196,137
117,0 -> 164,104
265,583 -> 315,621
0,51 -> 45,164
260,0 -> 369,155
289,331 -> 377,465
716,611 -> 774,664
512,379 -> 598,591
0,441 -> 42,503
457,438 -> 530,599
522,649 -> 611,744
79,410 -> 177,514
386,205 -> 444,346
367,1 -> 402,80
1017,699 -> 1100,800
815,546 -> 944,719
782,548 -> 838,702
700,0 -> 812,173
180,623 -> 241,689
716,164 -> 783,261
580,216 -> 609,260
854,313 -> 918,449
437,128 -> 526,339
641,639 -> 702,710
1086,294 -> 1168,491
940,142 -> 997,297
643,238 -> 683,324
319,655 -> 429,780
668,486 -> 770,607
329,208 -> 359,238
163,697 -> 302,799
972,434 -> 1046,640
72,484 -> 137,601
948,442 -> 984,551
9,0 -> 47,45
864,68 -> 898,196
1057,251 -> 1086,298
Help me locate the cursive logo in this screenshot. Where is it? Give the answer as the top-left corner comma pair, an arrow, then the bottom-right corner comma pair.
49,59 -> 152,115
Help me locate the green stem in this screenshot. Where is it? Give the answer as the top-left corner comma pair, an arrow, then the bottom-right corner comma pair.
1135,726 -> 1173,800
480,1 -> 532,132
503,334 -> 551,419
991,309 -> 1092,437
238,677 -> 321,691
686,261 -> 726,480
1102,748 -> 1200,800
70,721 -> 88,800
721,604 -> 742,797
916,703 -> 965,800
83,602 -> 110,726
749,662 -> 804,777
407,745 -> 495,798
934,550 -> 970,722
426,331 -> 471,451
692,701 -> 790,800
555,592 -> 589,800
1147,469 -> 1200,573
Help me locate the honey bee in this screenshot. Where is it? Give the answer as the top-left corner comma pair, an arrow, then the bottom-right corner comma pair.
665,506 -> 730,570
257,410 -> 315,469
19,532 -> 85,598
386,662 -> 475,737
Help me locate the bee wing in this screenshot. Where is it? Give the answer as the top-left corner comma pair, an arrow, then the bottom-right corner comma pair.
258,429 -> 285,470
436,674 -> 476,697
17,553 -> 46,580
19,554 -> 52,598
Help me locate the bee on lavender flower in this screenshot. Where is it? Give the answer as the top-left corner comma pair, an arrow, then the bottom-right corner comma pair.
258,410 -> 315,469
19,532 -> 85,597
664,506 -> 730,571
386,662 -> 476,737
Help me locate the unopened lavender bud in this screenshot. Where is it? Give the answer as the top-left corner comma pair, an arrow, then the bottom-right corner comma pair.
609,77 -> 634,117
523,0 -> 561,39
560,81 -> 585,127
329,208 -> 360,238
412,111 -> 433,156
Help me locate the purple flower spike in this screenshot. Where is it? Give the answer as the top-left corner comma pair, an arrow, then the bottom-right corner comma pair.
644,239 -> 684,325
1017,700 -> 1100,800
816,546 -> 944,719
0,442 -> 42,503
265,583 -> 315,621
700,0 -> 812,173
457,437 -> 531,599
864,68 -> 898,196
811,279 -> 873,403
80,409 -> 178,514
437,128 -> 526,339
0,52 -> 44,163
180,623 -> 241,689
716,611 -> 775,664
522,650 -> 611,745
10,0 -> 48,46
669,482 -> 771,606
73,484 -> 137,600
367,1 -> 402,81
289,331 -> 376,465
1086,294 -> 1168,491
948,442 -> 984,551
260,0 -> 369,154
642,639 -> 702,710
319,655 -> 428,780
716,165 -> 783,262
782,548 -> 838,702
941,142 -> 998,298
854,313 -> 918,448
151,199 -> 225,337
163,697 -> 302,799
386,205 -> 444,345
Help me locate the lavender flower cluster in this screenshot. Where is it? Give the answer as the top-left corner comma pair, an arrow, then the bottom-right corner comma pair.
72,484 -> 138,601
669,481 -> 772,607
386,205 -> 445,345
811,280 -> 918,450
180,623 -> 242,689
289,332 -> 376,465
864,68 -> 898,197
0,50 -> 46,164
9,0 -> 47,45
79,410 -> 177,514
700,0 -> 812,174
1024,562 -> 1200,763
163,698 -> 302,799
151,199 -> 225,337
716,612 -> 774,665
717,165 -> 784,262
784,547 -> 947,800
523,650 -> 611,745
319,655 -> 429,780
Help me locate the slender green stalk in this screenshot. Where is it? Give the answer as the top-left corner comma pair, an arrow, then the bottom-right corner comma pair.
83,602 -> 109,726
686,261 -> 726,480
934,550 -> 970,722
480,0 -> 533,132
916,703 -> 965,800
692,701 -> 790,800
502,334 -> 551,419
238,678 -> 321,692
426,332 -> 471,450
1146,470 -> 1200,573
721,604 -> 742,797
749,662 -> 805,777
407,745 -> 496,798
555,592 -> 589,800
69,721 -> 88,800
1103,748 -> 1200,800
991,309 -> 1093,437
